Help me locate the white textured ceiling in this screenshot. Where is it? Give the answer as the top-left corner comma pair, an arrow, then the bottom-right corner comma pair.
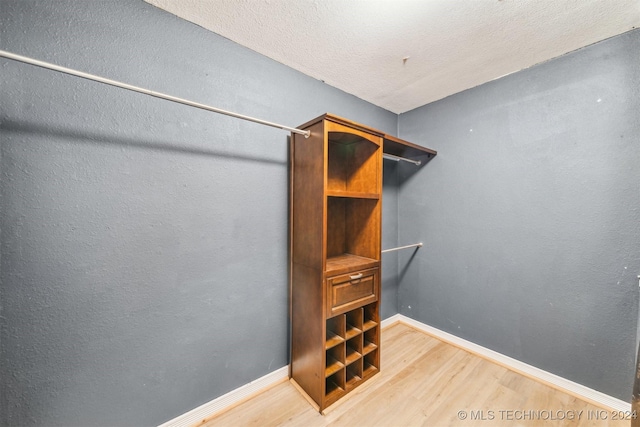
146,0 -> 640,114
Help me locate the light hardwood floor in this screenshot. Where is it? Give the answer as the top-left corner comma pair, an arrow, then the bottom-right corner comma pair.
203,323 -> 632,426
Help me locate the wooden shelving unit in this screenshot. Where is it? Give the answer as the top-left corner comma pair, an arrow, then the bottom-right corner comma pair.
290,113 -> 436,412
290,114 -> 382,412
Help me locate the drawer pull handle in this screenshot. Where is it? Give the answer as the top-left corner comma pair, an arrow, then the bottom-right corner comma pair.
350,273 -> 363,280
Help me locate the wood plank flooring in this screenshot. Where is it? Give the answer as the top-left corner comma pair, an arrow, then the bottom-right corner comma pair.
203,323 -> 632,426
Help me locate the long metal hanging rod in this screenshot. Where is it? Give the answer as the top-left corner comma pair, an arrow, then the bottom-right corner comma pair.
383,153 -> 421,166
0,49 -> 311,138
381,242 -> 423,253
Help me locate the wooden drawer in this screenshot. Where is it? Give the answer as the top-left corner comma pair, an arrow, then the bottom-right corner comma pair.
326,268 -> 378,317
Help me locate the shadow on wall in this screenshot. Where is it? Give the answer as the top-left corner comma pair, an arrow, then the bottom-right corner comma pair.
397,153 -> 435,184
0,119 -> 287,166
398,246 -> 421,285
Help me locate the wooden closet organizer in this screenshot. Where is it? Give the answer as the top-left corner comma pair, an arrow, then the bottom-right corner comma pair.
289,114 -> 436,412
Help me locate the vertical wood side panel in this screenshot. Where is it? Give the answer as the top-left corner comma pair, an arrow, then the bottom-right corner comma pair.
292,122 -> 325,270
291,263 -> 324,406
291,120 -> 326,408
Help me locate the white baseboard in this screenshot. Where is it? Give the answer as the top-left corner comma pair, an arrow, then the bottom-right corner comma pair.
381,313 -> 403,329
158,366 -> 289,427
395,314 -> 631,413
160,314 -> 629,426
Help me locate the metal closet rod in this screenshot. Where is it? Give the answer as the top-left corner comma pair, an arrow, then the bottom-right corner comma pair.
381,242 -> 423,253
0,49 -> 311,138
383,153 -> 421,166
0,50 -> 429,164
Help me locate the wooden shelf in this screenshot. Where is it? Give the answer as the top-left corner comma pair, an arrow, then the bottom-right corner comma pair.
325,357 -> 344,377
345,325 -> 361,340
326,190 -> 379,199
362,320 -> 377,332
383,134 -> 436,161
363,341 -> 378,355
326,332 -> 344,349
326,253 -> 379,275
346,348 -> 361,365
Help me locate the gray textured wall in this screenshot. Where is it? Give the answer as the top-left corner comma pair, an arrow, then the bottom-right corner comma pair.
0,1 -> 398,425
381,160 -> 399,319
397,29 -> 640,401
3,0 -> 634,423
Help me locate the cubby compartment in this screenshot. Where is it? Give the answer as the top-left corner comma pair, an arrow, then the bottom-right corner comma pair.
346,361 -> 363,390
363,327 -> 378,356
346,335 -> 362,366
322,302 -> 379,401
345,309 -> 363,339
326,197 -> 380,273
325,342 -> 345,377
326,315 -> 345,349
363,303 -> 379,357
363,349 -> 379,379
325,370 -> 345,400
363,302 -> 378,331
327,131 -> 380,197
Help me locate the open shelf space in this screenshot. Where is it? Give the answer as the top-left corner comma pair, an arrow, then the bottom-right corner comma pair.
326,197 -> 380,273
327,132 -> 380,195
